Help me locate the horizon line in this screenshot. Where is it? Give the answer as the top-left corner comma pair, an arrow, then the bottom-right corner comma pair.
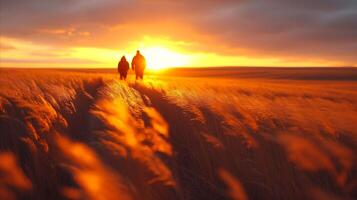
1,65 -> 356,70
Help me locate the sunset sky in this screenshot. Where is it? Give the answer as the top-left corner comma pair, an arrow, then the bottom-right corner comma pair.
1,0 -> 356,69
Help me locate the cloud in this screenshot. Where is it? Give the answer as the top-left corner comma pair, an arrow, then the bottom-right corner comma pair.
0,43 -> 16,51
0,0 -> 356,65
190,0 -> 357,61
0,58 -> 101,64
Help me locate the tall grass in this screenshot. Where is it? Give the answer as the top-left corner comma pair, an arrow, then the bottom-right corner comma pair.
0,69 -> 356,200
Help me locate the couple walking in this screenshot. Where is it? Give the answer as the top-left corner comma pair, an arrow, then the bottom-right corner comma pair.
118,50 -> 146,80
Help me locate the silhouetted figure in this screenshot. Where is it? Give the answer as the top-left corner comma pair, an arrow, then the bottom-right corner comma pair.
131,50 -> 146,80
118,56 -> 129,80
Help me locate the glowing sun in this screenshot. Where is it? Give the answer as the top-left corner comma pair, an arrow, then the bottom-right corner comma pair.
141,47 -> 190,70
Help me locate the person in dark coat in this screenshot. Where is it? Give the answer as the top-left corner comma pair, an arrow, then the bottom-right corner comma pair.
131,50 -> 146,80
118,56 -> 129,80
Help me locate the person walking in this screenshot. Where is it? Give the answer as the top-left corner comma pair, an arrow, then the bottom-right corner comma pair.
118,56 -> 129,80
131,50 -> 146,80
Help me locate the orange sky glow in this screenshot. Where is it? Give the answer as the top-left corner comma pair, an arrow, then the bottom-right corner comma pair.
1,0 -> 356,69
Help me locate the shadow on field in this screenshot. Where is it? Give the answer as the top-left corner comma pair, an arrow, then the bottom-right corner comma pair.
131,82 -> 354,200
0,77 -> 108,199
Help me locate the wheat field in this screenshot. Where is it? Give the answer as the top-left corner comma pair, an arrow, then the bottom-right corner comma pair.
0,68 -> 356,200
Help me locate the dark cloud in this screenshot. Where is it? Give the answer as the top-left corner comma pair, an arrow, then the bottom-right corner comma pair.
187,0 -> 357,63
0,0 -> 356,65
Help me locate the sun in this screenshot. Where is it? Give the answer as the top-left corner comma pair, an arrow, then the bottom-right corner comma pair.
141,47 -> 190,71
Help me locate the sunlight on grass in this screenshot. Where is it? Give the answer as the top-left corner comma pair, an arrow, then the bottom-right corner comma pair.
0,69 -> 356,199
